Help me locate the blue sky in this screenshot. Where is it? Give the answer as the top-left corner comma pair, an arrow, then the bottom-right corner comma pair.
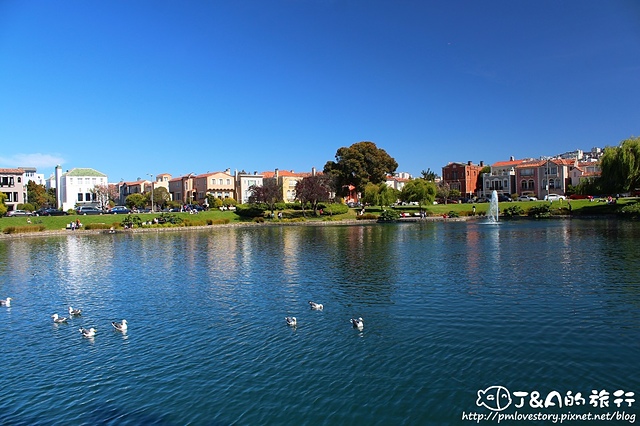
1,1 -> 639,182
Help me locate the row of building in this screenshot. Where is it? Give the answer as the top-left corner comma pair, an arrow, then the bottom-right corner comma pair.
0,148 -> 603,212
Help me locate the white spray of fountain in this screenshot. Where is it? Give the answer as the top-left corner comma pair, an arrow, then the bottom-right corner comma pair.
487,190 -> 499,223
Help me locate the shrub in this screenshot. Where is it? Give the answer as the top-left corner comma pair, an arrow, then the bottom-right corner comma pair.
377,209 -> 400,222
503,205 -> 525,217
527,204 -> 551,218
17,203 -> 35,212
321,203 -> 349,215
183,219 -> 207,227
253,217 -> 265,223
619,201 -> 640,219
85,223 -> 113,230
3,225 -> 46,234
446,210 -> 460,218
356,213 -> 378,220
207,218 -> 231,225
236,204 -> 266,218
121,215 -> 143,228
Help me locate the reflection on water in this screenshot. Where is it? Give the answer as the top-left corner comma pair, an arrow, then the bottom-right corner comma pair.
0,219 -> 639,425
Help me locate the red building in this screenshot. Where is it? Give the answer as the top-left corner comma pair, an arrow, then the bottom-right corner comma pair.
441,161 -> 485,198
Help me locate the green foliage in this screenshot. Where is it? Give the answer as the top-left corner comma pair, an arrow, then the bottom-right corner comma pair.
121,214 -> 143,228
319,203 -> 349,215
17,203 -> 35,212
420,168 -> 438,181
600,136 -> 640,194
527,204 -> 552,218
125,193 -> 147,209
323,141 -> 398,196
222,198 -> 237,207
149,187 -> 171,210
26,181 -> 54,209
206,218 -> 231,225
400,178 -> 437,206
446,210 -> 459,218
155,213 -> 183,225
503,205 -> 525,217
0,192 -> 7,216
377,209 -> 400,222
248,179 -> 282,214
619,201 -> 640,219
235,204 -> 267,218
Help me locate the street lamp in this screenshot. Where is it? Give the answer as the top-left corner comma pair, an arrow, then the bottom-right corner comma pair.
147,173 -> 154,212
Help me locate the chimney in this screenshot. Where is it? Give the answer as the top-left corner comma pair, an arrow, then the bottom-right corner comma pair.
510,156 -> 515,161
480,161 -> 484,167
311,167 -> 316,176
275,168 -> 279,178
467,161 -> 472,166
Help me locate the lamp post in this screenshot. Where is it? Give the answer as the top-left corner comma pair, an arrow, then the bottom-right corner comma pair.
147,173 -> 154,212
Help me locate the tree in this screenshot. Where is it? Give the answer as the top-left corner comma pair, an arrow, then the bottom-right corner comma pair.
400,179 -> 437,207
295,174 -> 333,215
420,168 -> 438,181
125,193 -> 147,209
248,179 -> 282,217
324,141 -> 398,197
26,181 -> 54,209
0,192 -> 7,216
91,185 -> 111,211
600,136 -> 640,194
476,166 -> 491,194
147,187 -> 170,210
362,183 -> 398,208
436,181 -> 451,204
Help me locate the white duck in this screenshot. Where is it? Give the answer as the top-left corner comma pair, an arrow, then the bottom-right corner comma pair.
351,317 -> 364,330
79,327 -> 97,338
308,301 -> 324,310
111,319 -> 128,332
51,313 -> 68,323
68,306 -> 82,316
0,297 -> 12,307
285,316 -> 297,327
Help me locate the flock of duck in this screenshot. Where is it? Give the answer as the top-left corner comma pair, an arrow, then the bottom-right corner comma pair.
1,296 -> 127,338
1,296 -> 363,337
286,301 -> 364,331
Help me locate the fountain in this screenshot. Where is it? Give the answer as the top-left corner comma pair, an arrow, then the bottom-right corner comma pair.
487,190 -> 499,223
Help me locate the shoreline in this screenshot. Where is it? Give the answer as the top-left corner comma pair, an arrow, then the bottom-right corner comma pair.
0,215 -> 472,240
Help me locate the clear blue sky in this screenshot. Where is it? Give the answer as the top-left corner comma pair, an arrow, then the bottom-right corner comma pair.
1,0 -> 639,182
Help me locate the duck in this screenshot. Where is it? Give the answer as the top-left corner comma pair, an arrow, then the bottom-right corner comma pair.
51,313 -> 68,323
0,297 -> 12,307
68,306 -> 82,316
79,327 -> 97,338
351,317 -> 364,330
285,316 -> 297,327
111,319 -> 128,332
308,301 -> 324,310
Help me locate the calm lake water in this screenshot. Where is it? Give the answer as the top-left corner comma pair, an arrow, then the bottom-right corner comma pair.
0,219 -> 638,425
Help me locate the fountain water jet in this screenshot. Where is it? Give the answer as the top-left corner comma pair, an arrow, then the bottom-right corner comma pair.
487,190 -> 499,223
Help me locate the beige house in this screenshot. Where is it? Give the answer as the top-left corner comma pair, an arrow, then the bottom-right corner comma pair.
194,169 -> 235,203
262,168 -> 316,202
0,168 -> 26,211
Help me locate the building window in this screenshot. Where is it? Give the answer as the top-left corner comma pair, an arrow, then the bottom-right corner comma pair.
78,193 -> 83,202
521,180 -> 527,190
86,192 -> 91,201
226,179 -> 231,185
528,180 -> 534,189
219,179 -> 223,185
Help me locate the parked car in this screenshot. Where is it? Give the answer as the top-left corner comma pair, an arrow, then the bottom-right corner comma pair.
76,206 -> 103,215
517,195 -> 538,201
6,209 -> 34,217
35,208 -> 68,216
110,206 -> 131,214
497,195 -> 513,202
544,194 -> 566,202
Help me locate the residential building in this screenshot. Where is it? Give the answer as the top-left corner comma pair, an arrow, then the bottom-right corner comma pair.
515,158 -> 573,199
118,180 -> 148,205
0,168 -> 27,211
235,171 -> 263,204
569,161 -> 601,187
56,167 -> 108,211
194,169 -> 235,203
441,161 -> 484,198
262,168 -> 315,203
386,173 -> 410,192
169,173 -> 197,205
21,167 -> 46,186
482,157 -> 526,197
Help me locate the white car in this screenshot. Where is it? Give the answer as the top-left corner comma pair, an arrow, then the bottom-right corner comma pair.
517,195 -> 538,201
544,194 -> 566,201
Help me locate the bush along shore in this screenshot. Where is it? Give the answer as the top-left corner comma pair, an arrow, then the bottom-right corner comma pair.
1,197 -> 639,238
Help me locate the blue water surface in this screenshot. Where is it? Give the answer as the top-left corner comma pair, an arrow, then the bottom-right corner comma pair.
0,219 -> 638,425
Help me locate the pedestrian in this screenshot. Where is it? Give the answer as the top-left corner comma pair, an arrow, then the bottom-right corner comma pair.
472,205 -> 476,215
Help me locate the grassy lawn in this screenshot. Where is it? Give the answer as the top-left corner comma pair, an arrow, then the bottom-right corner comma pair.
1,198 -> 636,234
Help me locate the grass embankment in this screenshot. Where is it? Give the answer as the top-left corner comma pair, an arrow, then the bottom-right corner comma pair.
1,198 -> 637,235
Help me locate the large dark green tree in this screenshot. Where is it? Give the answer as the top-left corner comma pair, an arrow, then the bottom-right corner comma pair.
600,136 -> 640,194
420,168 -> 438,181
324,141 -> 398,197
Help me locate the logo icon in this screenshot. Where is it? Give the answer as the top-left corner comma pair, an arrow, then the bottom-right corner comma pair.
477,386 -> 512,411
